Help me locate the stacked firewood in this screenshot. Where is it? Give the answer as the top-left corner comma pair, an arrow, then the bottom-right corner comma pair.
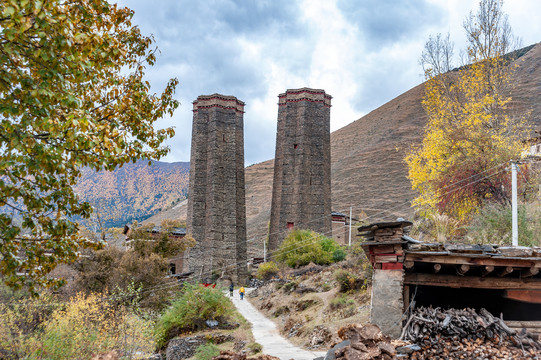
399,306 -> 541,359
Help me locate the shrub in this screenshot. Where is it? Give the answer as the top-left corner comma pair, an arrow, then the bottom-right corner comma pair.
154,284 -> 235,348
0,288 -> 57,359
256,261 -> 279,280
334,269 -> 365,292
194,343 -> 220,360
328,295 -> 357,318
276,229 -> 346,268
247,342 -> 262,354
0,291 -> 155,360
328,294 -> 355,311
465,203 -> 541,247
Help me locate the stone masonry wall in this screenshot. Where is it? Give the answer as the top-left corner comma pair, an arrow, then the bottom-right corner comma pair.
187,94 -> 248,284
269,88 -> 332,253
371,269 -> 404,338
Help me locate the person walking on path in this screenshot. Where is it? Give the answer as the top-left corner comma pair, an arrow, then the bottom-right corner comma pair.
229,283 -> 234,297
239,286 -> 245,300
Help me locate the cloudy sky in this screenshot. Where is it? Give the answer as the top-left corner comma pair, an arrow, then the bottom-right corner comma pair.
117,0 -> 541,166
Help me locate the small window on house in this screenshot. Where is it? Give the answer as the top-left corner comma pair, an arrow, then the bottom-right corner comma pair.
223,134 -> 226,142
287,222 -> 294,230
294,144 -> 298,149
169,263 -> 176,275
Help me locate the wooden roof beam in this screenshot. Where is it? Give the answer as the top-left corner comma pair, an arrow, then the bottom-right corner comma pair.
456,264 -> 470,276
404,273 -> 541,290
522,267 -> 540,279
481,265 -> 495,277
497,266 -> 514,277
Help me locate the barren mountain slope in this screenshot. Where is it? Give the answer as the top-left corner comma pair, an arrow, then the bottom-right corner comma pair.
147,42 -> 541,257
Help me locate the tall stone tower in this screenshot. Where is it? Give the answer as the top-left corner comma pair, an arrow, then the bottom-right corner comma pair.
269,88 -> 332,253
187,94 -> 248,283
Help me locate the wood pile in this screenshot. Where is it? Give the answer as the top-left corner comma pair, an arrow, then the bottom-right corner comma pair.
399,306 -> 541,359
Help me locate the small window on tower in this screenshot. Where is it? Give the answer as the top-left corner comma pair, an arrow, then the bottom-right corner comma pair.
223,134 -> 226,142
287,222 -> 294,229
294,144 -> 298,149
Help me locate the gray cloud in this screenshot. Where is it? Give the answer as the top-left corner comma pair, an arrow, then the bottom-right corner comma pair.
336,0 -> 445,46
115,0 -> 540,165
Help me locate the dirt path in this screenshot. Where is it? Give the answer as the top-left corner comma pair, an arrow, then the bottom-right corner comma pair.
229,289 -> 326,360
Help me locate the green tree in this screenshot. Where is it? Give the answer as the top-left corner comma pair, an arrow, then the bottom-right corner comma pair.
0,0 -> 179,291
275,229 -> 345,268
405,0 -> 532,222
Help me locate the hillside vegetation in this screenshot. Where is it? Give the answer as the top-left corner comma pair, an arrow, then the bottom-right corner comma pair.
75,160 -> 189,228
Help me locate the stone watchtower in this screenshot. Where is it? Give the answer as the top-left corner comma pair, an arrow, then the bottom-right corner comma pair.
268,88 -> 332,254
187,94 -> 248,284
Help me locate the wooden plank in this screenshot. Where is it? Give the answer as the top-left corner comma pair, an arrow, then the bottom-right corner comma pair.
375,255 -> 398,263
404,273 -> 541,290
505,321 -> 541,328
404,253 -> 541,268
373,245 -> 396,254
503,290 -> 541,304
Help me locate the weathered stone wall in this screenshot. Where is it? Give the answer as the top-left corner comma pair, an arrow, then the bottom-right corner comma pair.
371,269 -> 404,338
269,88 -> 332,253
187,94 -> 248,284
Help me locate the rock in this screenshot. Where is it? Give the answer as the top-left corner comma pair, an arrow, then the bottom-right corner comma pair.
166,336 -> 206,360
359,324 -> 384,341
310,325 -> 332,347
326,324 -> 396,360
146,354 -> 162,360
206,319 -> 219,328
166,334 -> 234,360
321,340 -> 350,360
233,340 -> 247,351
337,324 -> 363,343
212,350 -> 280,360
377,342 -> 396,356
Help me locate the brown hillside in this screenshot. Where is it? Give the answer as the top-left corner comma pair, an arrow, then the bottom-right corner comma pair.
148,42 -> 541,258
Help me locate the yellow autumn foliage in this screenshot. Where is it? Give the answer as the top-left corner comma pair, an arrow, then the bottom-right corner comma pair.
0,291 -> 155,360
406,0 -> 530,222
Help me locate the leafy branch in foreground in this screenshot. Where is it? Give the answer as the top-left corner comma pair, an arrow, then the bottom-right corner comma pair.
0,0 -> 179,291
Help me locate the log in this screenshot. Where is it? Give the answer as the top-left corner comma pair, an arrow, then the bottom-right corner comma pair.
404,261 -> 414,269
433,263 -> 442,274
457,264 -> 470,276
482,265 -> 495,277
498,266 -> 514,277
522,267 -> 540,278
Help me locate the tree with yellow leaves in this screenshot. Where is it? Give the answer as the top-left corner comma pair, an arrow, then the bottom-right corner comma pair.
406,0 -> 532,222
0,0 -> 178,291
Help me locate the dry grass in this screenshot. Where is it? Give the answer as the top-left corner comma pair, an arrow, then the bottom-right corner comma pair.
248,263 -> 371,350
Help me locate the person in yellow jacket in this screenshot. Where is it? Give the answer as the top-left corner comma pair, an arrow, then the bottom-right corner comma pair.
239,286 -> 245,300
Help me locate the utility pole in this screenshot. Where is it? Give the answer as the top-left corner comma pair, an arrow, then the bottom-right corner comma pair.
511,161 -> 518,247
348,206 -> 352,247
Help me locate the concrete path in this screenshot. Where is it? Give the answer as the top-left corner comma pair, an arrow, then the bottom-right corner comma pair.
228,289 -> 326,360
